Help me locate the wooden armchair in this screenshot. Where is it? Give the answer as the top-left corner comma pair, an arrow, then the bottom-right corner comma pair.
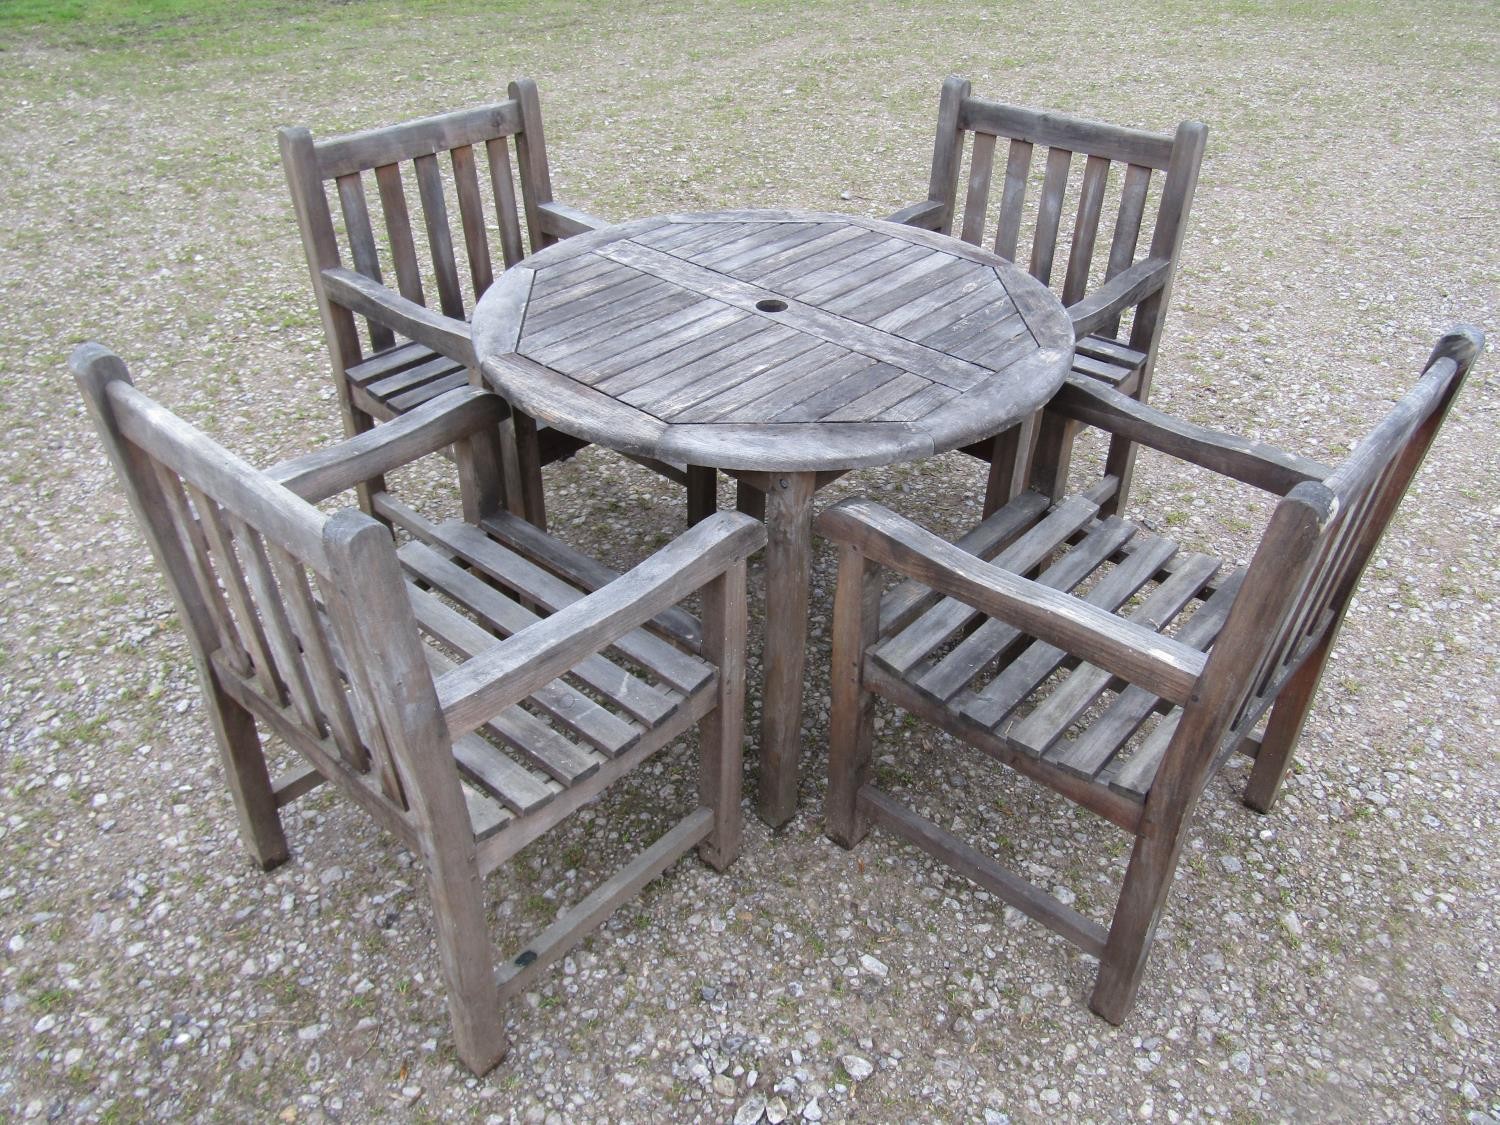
279,79 -> 611,529
817,326 -> 1481,1022
73,343 -> 764,1075
892,77 -> 1207,514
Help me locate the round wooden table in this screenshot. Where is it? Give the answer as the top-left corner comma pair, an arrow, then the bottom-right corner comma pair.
473,209 -> 1073,825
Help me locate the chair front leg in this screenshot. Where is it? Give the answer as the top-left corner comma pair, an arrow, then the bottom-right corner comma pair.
1089,822 -> 1188,1024
697,564 -> 748,871
687,466 -> 719,528
1028,411 -> 1080,503
825,543 -> 882,849
509,408 -> 548,531
981,416 -> 1035,518
422,838 -> 509,1075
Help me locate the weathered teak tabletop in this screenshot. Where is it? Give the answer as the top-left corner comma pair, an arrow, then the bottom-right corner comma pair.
473,209 -> 1073,826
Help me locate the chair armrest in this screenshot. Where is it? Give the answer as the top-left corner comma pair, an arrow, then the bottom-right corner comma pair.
537,200 -> 609,239
1051,375 -> 1332,494
435,511 -> 766,740
268,387 -> 507,502
1066,257 -> 1170,339
816,498 -> 1205,705
886,199 -> 945,229
321,267 -> 477,368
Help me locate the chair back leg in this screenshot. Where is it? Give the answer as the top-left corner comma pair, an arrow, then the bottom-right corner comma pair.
209,685 -> 291,871
1243,628 -> 1336,813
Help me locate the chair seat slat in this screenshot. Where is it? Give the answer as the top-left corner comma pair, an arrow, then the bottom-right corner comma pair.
405,573 -> 645,759
874,491 -> 1104,676
915,516 -> 1139,702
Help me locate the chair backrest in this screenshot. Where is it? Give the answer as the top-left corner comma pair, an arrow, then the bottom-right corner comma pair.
1166,327 -> 1482,785
280,78 -> 559,362
72,344 -> 443,820
922,76 -> 1206,349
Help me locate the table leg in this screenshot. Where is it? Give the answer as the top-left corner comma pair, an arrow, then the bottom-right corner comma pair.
757,471 -> 815,827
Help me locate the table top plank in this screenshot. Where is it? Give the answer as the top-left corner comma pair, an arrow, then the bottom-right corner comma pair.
687,222 -> 833,271
591,239 -> 998,392
474,210 -> 1073,471
705,223 -> 852,276
590,314 -> 766,393
571,304 -> 750,386
672,342 -> 859,424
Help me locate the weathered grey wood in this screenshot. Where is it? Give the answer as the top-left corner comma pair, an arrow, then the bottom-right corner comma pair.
980,549 -> 1218,739
959,98 -> 1177,169
874,492 -> 1106,676
449,143 -> 494,298
1053,374 -> 1333,494
1029,146 -> 1074,285
403,561 -> 650,749
993,139 -> 1034,260
757,471 -> 816,826
887,198 -> 944,228
696,563 -> 747,870
281,82 -> 704,533
860,786 -> 1108,955
536,200 -> 605,239
1062,154 -> 1111,306
825,541 -> 882,848
79,353 -> 765,1076
769,235 -> 909,299
824,499 -> 1207,706
925,75 -> 971,232
913,516 -> 1138,701
959,129 -> 998,244
484,136 -> 525,269
896,81 -> 1209,515
811,323 -> 1483,1030
494,807 -> 713,1002
314,101 -> 525,179
471,209 -> 1074,827
437,512 -> 764,738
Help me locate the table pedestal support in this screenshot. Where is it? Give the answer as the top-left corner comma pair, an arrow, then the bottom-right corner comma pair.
756,471 -> 815,827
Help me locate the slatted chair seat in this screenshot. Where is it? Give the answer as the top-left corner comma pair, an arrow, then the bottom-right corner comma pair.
281,79 -> 649,529
817,327 -> 1482,1025
74,345 -> 763,1076
862,480 -> 1251,823
891,78 -> 1206,514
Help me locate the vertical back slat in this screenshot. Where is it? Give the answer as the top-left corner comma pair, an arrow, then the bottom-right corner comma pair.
451,144 -> 495,298
485,138 -> 526,269
265,544 -> 368,771
374,163 -> 426,305
960,131 -> 998,246
993,139 -> 1034,262
1062,154 -> 1112,306
151,466 -> 250,677
185,480 -> 284,702
1101,163 -> 1153,337
335,172 -> 396,353
413,153 -> 465,319
1029,147 -> 1074,285
1107,164 -> 1153,280
229,515 -> 325,736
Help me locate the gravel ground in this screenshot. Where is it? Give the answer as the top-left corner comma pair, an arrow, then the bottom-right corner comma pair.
1,2 -> 1497,1121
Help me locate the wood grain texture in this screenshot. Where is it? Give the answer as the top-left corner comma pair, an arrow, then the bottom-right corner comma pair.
810,323 -> 1482,1030
77,351 -> 765,1076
